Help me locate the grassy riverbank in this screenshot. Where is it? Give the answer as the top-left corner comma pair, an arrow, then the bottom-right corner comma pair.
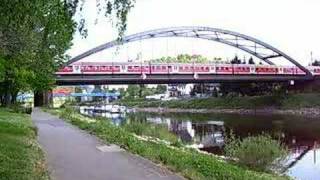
118,93 -> 320,110
45,108 -> 288,180
0,108 -> 49,180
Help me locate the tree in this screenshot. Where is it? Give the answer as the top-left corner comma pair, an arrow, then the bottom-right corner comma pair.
155,85 -> 167,94
0,0 -> 135,106
248,57 -> 255,65
67,0 -> 135,38
230,55 -> 241,64
312,60 -> 320,66
126,85 -> 140,99
0,0 -> 76,106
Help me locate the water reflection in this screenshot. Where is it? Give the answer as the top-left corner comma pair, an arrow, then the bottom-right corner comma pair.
80,106 -> 320,179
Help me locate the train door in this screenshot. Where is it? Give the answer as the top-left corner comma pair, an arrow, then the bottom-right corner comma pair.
209,65 -> 216,74
172,65 -> 178,74
120,64 -> 126,73
73,65 -> 81,73
250,66 -> 256,74
278,67 -> 283,74
168,65 -> 172,74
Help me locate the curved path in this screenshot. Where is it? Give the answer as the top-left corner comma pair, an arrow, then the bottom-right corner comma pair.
32,108 -> 183,180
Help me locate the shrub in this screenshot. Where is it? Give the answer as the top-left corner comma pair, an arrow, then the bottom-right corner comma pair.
225,133 -> 288,172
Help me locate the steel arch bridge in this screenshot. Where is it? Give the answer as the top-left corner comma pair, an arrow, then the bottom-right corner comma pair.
68,26 -> 312,76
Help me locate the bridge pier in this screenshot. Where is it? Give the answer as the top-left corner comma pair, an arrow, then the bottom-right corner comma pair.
34,90 -> 53,107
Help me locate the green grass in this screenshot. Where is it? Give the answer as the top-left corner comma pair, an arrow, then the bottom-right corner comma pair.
122,122 -> 180,145
46,108 -> 289,180
119,93 -> 320,110
0,108 -> 49,180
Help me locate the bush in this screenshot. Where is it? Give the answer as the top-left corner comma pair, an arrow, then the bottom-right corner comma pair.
225,134 -> 288,172
8,104 -> 32,114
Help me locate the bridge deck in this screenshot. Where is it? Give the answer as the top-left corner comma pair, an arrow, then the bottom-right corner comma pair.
56,74 -> 313,85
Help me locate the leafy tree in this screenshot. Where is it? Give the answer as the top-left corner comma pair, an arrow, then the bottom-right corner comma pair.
74,86 -> 83,102
126,85 -> 140,99
155,85 -> 167,94
312,60 -> 320,66
230,55 -> 241,64
0,0 -> 135,106
248,57 -> 255,65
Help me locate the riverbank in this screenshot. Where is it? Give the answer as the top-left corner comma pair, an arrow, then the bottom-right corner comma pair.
0,108 -> 49,180
45,107 -> 289,180
133,107 -> 320,117
119,93 -> 320,117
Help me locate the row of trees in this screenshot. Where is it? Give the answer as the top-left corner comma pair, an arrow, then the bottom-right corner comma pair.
0,0 -> 135,106
121,85 -> 167,99
312,60 -> 320,66
150,54 -> 259,65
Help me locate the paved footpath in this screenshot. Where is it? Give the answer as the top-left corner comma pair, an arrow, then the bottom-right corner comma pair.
32,108 -> 183,180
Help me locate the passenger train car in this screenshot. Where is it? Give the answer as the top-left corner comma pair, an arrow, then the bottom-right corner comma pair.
56,62 -> 320,76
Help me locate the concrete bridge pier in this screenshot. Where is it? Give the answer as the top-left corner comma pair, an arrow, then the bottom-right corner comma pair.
34,90 -> 53,107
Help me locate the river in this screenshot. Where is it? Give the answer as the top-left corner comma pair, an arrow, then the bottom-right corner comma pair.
80,106 -> 320,180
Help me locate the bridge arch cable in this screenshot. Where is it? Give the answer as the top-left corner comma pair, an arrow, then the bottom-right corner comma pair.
68,26 -> 312,77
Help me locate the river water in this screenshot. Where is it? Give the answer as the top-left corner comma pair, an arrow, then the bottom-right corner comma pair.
80,106 -> 320,180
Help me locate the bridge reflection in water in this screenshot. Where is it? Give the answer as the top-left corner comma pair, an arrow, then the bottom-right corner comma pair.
80,107 -> 319,179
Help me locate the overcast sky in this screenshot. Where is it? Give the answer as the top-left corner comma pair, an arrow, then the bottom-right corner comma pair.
68,0 -> 320,65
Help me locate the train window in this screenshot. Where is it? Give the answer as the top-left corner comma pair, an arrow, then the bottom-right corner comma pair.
179,66 -> 183,70
162,66 -> 166,70
156,66 -> 161,70
128,66 -> 132,69
225,67 -> 229,70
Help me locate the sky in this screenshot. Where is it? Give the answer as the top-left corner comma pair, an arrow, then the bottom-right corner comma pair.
68,0 -> 320,66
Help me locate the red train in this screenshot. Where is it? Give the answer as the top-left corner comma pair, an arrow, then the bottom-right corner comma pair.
56,62 -> 320,76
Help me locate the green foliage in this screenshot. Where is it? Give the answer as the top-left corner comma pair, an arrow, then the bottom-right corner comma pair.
225,134 -> 288,172
120,95 -> 285,109
0,108 -> 49,180
122,85 -> 167,100
71,0 -> 135,38
155,85 -> 167,94
151,54 -> 217,64
49,108 -> 288,180
120,93 -> 320,110
281,93 -> 320,109
122,121 -> 179,145
0,0 -> 75,106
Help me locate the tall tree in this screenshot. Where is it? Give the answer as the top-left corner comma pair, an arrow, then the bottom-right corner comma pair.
0,0 -> 135,106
